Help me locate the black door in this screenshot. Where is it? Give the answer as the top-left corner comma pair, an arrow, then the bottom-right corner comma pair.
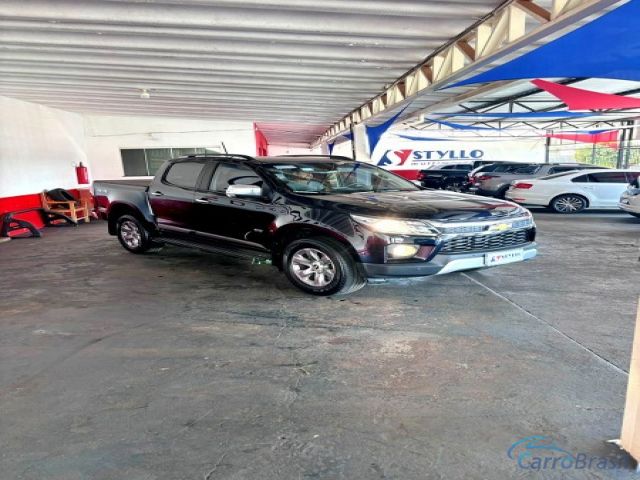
193,162 -> 277,250
149,160 -> 206,234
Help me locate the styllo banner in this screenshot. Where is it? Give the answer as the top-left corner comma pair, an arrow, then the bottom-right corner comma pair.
367,135 -> 546,179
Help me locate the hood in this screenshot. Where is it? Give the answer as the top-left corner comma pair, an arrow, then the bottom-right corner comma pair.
293,190 -> 524,222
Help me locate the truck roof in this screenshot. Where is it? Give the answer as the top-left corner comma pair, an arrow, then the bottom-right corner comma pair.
177,154 -> 354,164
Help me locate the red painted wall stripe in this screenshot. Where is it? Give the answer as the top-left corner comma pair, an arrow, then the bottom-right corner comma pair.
0,194 -> 45,231
0,189 -> 92,236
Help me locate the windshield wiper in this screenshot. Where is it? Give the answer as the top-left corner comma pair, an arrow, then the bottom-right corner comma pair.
291,191 -> 331,195
331,189 -> 373,194
376,188 -> 418,192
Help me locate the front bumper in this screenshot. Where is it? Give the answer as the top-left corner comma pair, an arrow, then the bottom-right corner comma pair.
619,201 -> 640,214
505,190 -> 550,206
362,243 -> 537,278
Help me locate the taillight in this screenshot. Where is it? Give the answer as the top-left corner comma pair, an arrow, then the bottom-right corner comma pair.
475,175 -> 495,183
513,182 -> 533,189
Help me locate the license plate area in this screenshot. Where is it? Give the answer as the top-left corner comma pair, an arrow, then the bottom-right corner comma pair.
484,248 -> 524,266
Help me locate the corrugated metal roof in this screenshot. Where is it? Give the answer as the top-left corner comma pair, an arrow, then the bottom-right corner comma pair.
0,0 -> 505,144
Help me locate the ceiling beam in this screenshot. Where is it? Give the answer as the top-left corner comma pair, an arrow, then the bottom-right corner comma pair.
315,0 -> 625,147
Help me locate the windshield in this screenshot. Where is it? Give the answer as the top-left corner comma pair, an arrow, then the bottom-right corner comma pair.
262,161 -> 420,194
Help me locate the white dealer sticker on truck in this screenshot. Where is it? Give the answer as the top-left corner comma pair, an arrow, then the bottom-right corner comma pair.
484,248 -> 524,266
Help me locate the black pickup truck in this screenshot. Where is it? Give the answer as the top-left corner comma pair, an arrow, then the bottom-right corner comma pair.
93,154 -> 537,296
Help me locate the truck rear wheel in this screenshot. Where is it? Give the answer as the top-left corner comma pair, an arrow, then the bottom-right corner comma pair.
283,237 -> 365,296
116,215 -> 161,254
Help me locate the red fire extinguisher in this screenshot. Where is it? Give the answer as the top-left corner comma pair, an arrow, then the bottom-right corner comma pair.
76,162 -> 89,184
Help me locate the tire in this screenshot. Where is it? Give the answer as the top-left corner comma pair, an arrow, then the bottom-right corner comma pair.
495,185 -> 510,199
444,181 -> 464,192
282,237 -> 365,296
550,194 -> 587,214
116,215 -> 161,253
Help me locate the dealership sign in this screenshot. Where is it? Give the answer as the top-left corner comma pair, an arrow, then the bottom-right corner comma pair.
378,148 -> 485,167
370,135 -> 545,170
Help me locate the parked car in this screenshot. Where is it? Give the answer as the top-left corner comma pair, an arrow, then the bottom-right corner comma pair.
419,161 -> 477,170
475,163 -> 606,198
467,162 -> 538,193
506,169 -> 640,213
94,154 -> 537,296
418,160 -> 526,191
619,175 -> 640,217
417,163 -> 475,190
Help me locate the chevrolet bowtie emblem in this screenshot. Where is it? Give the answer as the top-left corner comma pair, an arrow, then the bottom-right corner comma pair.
489,223 -> 511,232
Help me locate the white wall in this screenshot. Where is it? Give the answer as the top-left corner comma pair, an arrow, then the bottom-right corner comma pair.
0,98 -> 325,197
0,96 -> 87,197
331,140 -> 354,158
268,144 -> 321,156
84,115 -> 257,180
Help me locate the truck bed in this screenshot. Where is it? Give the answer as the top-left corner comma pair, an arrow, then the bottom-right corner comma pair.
92,179 -> 152,220
93,178 -> 152,188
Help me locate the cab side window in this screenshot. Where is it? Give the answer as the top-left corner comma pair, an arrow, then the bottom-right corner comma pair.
571,174 -> 590,183
210,163 -> 262,192
164,162 -> 205,189
627,172 -> 640,185
548,166 -> 577,174
588,172 -> 629,183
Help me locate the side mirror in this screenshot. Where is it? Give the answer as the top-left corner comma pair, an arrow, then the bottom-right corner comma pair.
226,184 -> 262,198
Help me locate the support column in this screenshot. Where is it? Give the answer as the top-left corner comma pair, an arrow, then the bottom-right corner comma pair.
624,121 -> 635,169
617,123 -> 629,169
544,133 -> 551,163
620,299 -> 640,464
351,123 -> 370,162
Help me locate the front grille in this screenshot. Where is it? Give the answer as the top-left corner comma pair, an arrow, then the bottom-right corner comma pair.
440,229 -> 531,254
433,216 -> 534,235
485,209 -> 518,219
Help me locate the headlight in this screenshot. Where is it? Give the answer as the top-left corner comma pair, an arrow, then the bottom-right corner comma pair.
351,214 -> 439,236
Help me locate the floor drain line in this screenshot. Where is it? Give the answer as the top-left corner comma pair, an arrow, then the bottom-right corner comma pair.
462,273 -> 628,377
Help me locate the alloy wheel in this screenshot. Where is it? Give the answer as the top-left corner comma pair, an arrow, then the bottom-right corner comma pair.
120,220 -> 143,249
290,248 -> 336,287
554,196 -> 584,213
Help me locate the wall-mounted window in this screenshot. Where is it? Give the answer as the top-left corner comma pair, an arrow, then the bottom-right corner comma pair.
120,147 -> 221,176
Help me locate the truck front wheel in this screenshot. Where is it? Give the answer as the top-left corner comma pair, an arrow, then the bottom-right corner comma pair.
116,215 -> 161,253
282,237 -> 365,296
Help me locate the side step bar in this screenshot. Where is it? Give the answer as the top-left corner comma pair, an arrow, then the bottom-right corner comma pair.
161,237 -> 271,263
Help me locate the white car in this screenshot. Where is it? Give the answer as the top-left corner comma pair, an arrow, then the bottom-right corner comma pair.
619,177 -> 640,218
505,169 -> 640,213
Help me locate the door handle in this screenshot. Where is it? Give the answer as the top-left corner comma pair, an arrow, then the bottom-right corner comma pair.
150,191 -> 164,196
195,197 -> 210,204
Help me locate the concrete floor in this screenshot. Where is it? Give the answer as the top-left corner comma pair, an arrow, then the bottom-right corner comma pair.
1,211 -> 638,479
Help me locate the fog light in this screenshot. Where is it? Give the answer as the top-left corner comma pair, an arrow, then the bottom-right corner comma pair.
387,244 -> 419,259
